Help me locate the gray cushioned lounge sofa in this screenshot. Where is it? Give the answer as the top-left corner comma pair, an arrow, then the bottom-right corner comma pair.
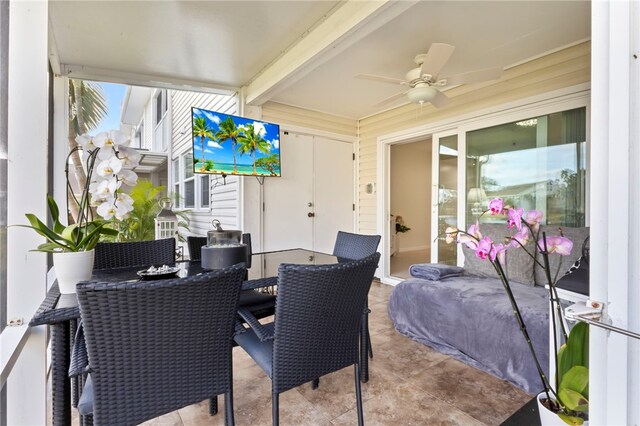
388,224 -> 589,394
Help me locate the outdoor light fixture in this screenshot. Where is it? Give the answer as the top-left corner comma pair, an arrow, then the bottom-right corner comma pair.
406,85 -> 438,104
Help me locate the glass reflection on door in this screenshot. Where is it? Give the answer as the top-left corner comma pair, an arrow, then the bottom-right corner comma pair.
434,135 -> 458,265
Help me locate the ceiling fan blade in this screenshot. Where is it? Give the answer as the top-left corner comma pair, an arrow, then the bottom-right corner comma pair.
355,73 -> 406,85
420,43 -> 455,80
440,67 -> 503,87
372,90 -> 409,108
429,90 -> 451,108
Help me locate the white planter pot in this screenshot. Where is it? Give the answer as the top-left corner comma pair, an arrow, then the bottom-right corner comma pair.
53,249 -> 95,294
537,392 -> 589,426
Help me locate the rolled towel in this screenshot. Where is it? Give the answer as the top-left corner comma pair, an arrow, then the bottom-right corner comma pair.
409,263 -> 464,281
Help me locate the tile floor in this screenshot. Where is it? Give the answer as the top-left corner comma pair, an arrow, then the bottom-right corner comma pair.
68,281 -> 532,425
390,249 -> 430,279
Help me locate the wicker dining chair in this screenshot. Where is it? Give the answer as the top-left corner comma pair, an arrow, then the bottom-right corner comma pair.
75,264 -> 246,426
93,238 -> 176,270
186,236 -> 207,261
234,253 -> 380,426
333,231 -> 381,262
332,231 -> 381,383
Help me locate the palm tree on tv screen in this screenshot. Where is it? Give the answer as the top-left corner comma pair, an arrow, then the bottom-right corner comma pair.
254,153 -> 280,176
192,116 -> 214,172
214,117 -> 241,173
237,123 -> 271,175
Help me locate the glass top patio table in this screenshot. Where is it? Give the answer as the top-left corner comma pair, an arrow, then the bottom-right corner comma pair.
32,248 -> 338,325
29,248 -> 338,426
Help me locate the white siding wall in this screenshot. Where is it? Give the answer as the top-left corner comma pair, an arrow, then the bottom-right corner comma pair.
357,41 -> 591,234
262,102 -> 357,137
170,90 -> 238,235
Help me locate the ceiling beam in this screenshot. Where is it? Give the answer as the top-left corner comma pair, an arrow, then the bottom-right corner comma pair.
244,0 -> 418,106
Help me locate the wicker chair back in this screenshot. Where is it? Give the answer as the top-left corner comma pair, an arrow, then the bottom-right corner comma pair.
93,238 -> 176,270
272,252 -> 380,394
77,264 -> 246,425
332,231 -> 381,260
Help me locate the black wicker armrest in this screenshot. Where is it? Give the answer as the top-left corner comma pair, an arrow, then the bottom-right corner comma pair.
69,321 -> 90,377
237,307 -> 274,342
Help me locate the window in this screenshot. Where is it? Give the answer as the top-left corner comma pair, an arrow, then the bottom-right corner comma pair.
172,159 -> 180,206
183,152 -> 194,208
200,175 -> 210,208
155,90 -> 167,126
465,107 -> 587,227
133,120 -> 144,149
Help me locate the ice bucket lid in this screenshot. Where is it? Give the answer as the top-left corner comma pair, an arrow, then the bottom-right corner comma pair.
207,219 -> 242,246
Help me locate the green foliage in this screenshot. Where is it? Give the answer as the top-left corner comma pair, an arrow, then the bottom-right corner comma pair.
556,322 -> 589,425
204,160 -> 215,171
214,117 -> 241,173
254,154 -> 279,176
395,223 -> 411,233
18,195 -> 117,252
558,322 -> 589,383
113,180 -> 189,242
237,123 -> 271,175
558,322 -> 589,425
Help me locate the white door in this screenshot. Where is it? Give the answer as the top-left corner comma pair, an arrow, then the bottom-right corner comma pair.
263,132 -> 354,253
431,132 -> 459,265
314,137 -> 354,254
264,133 -> 314,251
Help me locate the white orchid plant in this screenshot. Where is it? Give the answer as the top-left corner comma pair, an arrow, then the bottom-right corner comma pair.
20,130 -> 140,252
76,130 -> 140,221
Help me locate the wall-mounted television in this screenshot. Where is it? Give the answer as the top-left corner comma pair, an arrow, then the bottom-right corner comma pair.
191,107 -> 281,177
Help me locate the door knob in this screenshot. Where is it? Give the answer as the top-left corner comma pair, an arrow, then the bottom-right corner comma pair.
308,212 -> 315,217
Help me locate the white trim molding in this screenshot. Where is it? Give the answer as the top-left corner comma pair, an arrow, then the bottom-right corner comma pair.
590,1 -> 640,425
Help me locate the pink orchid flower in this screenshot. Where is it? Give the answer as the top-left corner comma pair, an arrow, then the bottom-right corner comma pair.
459,222 -> 482,249
507,207 -> 524,230
510,227 -> 530,248
491,243 -> 508,263
488,198 -> 504,215
537,236 -> 573,256
524,210 -> 543,230
444,227 -> 458,244
475,236 -> 494,260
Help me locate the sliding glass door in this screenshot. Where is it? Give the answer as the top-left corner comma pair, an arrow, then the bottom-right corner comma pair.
431,133 -> 458,265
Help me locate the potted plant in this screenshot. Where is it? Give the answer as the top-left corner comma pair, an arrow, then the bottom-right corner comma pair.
18,130 -> 138,294
445,198 -> 589,425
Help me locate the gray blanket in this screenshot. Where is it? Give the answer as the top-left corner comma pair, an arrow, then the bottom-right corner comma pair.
409,263 -> 463,281
388,275 -> 549,394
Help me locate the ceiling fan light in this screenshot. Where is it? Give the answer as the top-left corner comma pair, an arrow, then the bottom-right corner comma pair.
407,86 -> 437,104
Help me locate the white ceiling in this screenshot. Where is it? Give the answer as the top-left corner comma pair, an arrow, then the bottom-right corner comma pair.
49,1 -> 591,120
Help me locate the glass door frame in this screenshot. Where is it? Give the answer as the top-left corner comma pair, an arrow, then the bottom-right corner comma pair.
431,129 -> 466,266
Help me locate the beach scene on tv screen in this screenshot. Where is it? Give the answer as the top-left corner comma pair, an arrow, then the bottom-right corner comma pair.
192,107 -> 281,176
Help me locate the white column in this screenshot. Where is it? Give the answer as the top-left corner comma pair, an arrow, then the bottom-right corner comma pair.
590,0 -> 640,424
6,0 -> 49,424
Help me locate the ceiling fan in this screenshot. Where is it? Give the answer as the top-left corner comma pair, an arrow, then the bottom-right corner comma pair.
356,43 -> 503,108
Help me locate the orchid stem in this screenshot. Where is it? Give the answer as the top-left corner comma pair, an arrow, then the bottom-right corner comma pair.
492,259 -> 557,401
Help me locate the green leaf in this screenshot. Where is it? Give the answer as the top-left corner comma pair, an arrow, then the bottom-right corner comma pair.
23,214 -> 67,244
559,388 -> 589,412
46,195 -> 65,234
558,413 -> 585,425
558,322 -> 589,384
560,366 -> 589,394
32,242 -> 70,253
60,224 -> 78,245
